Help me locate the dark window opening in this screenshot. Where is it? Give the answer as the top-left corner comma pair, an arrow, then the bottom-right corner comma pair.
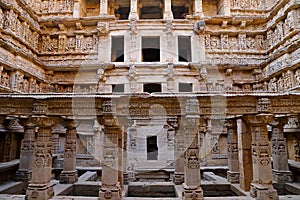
147,136 -> 158,160
111,36 -> 124,62
112,84 -> 125,93
142,37 -> 160,62
143,83 -> 162,93
172,6 -> 189,19
178,36 -> 191,62
179,83 -> 193,92
115,6 -> 130,20
140,6 -> 162,19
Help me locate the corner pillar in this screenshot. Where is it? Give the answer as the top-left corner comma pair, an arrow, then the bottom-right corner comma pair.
60,119 -> 78,184
26,116 -> 54,200
271,117 -> 292,183
226,119 -> 240,183
244,114 -> 278,200
174,120 -> 184,184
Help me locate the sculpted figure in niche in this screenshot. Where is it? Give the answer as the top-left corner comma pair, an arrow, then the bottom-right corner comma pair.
221,34 -> 229,49
240,0 -> 248,9
268,77 -> 277,92
1,71 -> 10,88
256,35 -> 265,50
267,30 -> 273,48
229,37 -> 238,50
294,69 -> 300,86
0,8 -> 4,29
238,34 -> 247,50
246,37 -> 256,49
204,34 -> 211,49
294,138 -> 300,157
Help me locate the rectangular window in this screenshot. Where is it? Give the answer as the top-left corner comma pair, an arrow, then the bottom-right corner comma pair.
112,84 -> 124,93
147,136 -> 158,160
111,36 -> 124,62
142,37 -> 160,62
179,83 -> 193,92
178,36 -> 191,62
143,83 -> 162,93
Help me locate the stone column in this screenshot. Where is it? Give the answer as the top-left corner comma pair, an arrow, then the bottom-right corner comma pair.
244,114 -> 278,200
237,118 -> 253,191
129,0 -> 139,20
223,0 -> 231,16
194,0 -> 203,17
26,116 -> 54,200
99,100 -> 121,200
60,119 -> 78,184
100,0 -> 108,16
182,99 -> 203,200
271,117 -> 292,183
226,119 -> 240,183
163,0 -> 173,20
16,119 -> 36,183
174,123 -> 184,184
99,127 -> 121,200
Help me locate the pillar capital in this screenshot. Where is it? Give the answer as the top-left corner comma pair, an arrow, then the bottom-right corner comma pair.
31,115 -> 54,128
243,113 -> 274,126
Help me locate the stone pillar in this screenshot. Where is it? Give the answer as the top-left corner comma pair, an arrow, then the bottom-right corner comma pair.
60,119 -> 78,184
223,0 -> 231,16
237,118 -> 253,191
100,0 -> 108,16
129,0 -> 139,20
99,100 -> 121,200
226,119 -> 240,183
271,117 -> 292,183
244,114 -> 278,200
99,127 -> 121,200
26,116 -> 54,200
182,99 -> 203,200
16,119 -> 36,183
164,0 -> 173,20
194,0 -> 203,17
174,124 -> 184,184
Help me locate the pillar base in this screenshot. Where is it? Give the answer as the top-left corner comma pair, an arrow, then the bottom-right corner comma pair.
15,169 -> 32,182
272,170 -> 293,183
99,186 -> 121,200
182,183 -> 203,200
60,170 -> 78,184
250,183 -> 278,200
174,172 -> 184,185
26,183 -> 54,200
227,171 -> 240,183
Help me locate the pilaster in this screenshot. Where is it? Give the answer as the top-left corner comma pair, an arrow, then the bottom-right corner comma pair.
129,0 -> 139,20
100,0 -> 108,16
271,117 -> 292,183
244,114 -> 278,200
60,119 -> 78,184
26,116 -> 54,200
226,119 -> 240,183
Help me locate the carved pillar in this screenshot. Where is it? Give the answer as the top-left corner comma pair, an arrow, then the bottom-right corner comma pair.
174,119 -> 184,184
182,99 -> 203,200
60,119 -> 78,184
129,0 -> 139,20
194,0 -> 203,17
100,0 -> 108,16
226,119 -> 240,183
223,0 -> 231,16
26,116 -> 54,200
99,100 -> 121,200
16,119 -> 35,183
271,117 -> 292,183
244,114 -> 278,200
164,0 -> 173,20
237,118 -> 253,191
